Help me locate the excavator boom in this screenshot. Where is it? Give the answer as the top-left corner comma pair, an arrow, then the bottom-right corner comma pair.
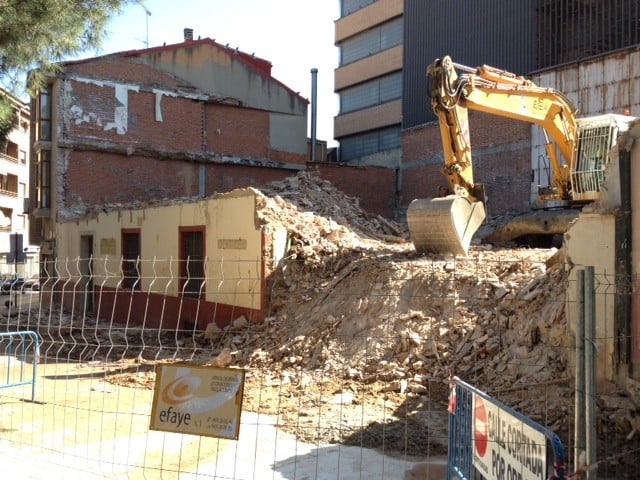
408,56 -> 579,255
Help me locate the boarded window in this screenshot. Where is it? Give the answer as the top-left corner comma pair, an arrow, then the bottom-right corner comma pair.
180,228 -> 205,300
122,230 -> 141,291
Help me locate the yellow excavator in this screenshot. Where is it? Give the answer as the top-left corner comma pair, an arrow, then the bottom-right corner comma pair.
407,55 -> 634,255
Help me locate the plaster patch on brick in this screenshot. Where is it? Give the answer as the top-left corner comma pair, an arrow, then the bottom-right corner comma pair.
155,92 -> 163,122
67,75 -> 140,135
152,88 -> 208,101
69,105 -> 102,127
105,84 -> 131,134
152,88 -> 208,123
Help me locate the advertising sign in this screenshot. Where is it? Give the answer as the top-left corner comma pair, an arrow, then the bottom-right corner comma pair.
150,364 -> 245,439
472,393 -> 547,480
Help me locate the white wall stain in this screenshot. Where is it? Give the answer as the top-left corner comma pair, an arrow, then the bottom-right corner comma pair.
65,74 -> 212,133
69,105 -> 102,127
155,92 -> 163,122
105,84 -> 133,134
152,88 -> 208,124
67,75 -> 140,135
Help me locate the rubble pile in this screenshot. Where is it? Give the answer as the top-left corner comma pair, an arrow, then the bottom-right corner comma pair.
254,172 -> 407,268
7,172 -> 637,465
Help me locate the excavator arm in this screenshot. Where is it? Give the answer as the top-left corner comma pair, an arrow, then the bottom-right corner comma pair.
408,56 -> 579,255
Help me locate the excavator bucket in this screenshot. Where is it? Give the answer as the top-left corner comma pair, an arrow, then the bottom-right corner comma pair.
407,196 -> 486,256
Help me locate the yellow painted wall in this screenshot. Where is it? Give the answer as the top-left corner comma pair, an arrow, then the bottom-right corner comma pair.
56,188 -> 271,310
564,213 -> 617,383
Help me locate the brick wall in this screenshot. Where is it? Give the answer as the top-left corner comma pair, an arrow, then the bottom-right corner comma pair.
206,105 -> 269,158
204,164 -> 296,194
401,113 -> 533,216
309,163 -> 397,218
66,58 -> 185,88
63,150 -> 303,207
64,152 -> 201,207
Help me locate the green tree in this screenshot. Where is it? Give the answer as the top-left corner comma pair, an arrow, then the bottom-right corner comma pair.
0,0 -> 130,139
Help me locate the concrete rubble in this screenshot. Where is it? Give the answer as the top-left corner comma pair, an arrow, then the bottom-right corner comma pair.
5,171 -> 639,469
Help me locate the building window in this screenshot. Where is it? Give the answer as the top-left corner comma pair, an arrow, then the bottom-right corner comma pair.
180,227 -> 205,300
121,229 -> 141,291
35,86 -> 52,142
34,85 -> 52,211
340,72 -> 402,114
340,0 -> 376,17
0,207 -> 11,230
19,150 -> 26,164
340,125 -> 401,162
36,150 -> 51,209
535,0 -> 640,69
340,17 -> 403,66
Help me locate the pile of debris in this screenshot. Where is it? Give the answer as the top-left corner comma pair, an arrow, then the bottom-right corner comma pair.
204,172 -> 638,460
8,171 -> 637,467
191,174 -> 566,413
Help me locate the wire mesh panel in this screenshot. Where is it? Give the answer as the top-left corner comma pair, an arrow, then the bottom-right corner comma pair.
0,254 -> 638,478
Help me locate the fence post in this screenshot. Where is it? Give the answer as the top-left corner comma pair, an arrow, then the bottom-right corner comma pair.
575,269 -> 585,471
585,266 -> 597,479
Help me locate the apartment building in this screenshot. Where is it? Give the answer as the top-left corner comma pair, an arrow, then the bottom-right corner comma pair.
333,0 -> 403,165
0,89 -> 36,277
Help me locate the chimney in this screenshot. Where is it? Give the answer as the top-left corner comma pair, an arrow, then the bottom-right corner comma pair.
184,28 -> 194,41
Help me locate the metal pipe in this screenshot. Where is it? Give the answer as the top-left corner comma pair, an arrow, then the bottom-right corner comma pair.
585,266 -> 597,479
310,68 -> 318,162
574,268 -> 585,472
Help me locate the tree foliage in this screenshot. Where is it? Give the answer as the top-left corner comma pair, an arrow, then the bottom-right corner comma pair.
0,0 -> 129,140
0,96 -> 16,150
1,0 -> 129,90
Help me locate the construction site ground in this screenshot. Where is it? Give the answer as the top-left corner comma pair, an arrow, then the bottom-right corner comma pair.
2,172 -> 640,478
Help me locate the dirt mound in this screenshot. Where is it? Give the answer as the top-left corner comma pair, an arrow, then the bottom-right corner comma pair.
195,172 -> 583,455
205,172 -> 634,469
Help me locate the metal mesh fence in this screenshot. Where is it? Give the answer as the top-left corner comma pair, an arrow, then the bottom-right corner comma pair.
0,255 -> 638,479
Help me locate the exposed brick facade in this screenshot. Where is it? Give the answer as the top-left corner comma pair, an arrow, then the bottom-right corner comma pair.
400,113 -> 533,217
309,163 -> 397,218
54,55 -> 309,218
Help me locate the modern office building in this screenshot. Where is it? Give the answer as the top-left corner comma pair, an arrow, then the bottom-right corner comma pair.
335,0 -> 640,217
333,0 -> 403,165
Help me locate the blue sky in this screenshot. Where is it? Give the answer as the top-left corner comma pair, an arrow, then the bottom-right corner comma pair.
88,0 -> 340,146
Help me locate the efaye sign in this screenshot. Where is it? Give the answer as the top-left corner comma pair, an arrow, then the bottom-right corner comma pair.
150,364 -> 245,439
472,393 -> 546,480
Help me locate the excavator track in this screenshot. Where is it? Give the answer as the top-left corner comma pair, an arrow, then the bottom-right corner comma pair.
407,196 -> 486,256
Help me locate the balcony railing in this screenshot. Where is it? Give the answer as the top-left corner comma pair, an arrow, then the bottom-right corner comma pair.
0,189 -> 17,197
0,152 -> 18,164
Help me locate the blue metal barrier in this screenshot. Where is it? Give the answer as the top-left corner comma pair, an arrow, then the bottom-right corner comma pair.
447,376 -> 566,480
0,330 -> 39,401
